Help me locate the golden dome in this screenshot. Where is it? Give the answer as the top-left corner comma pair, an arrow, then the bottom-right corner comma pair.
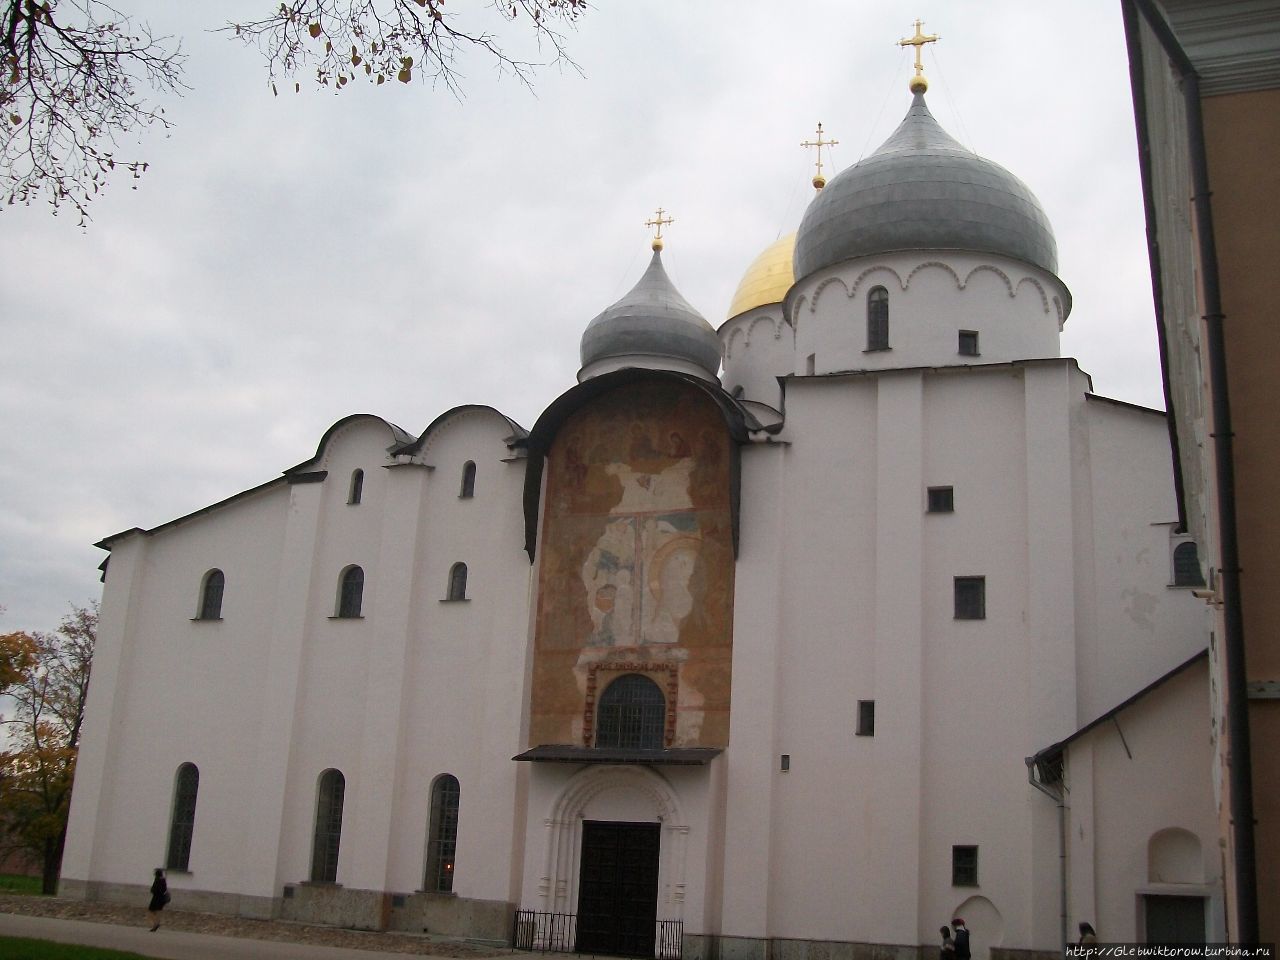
726,232 -> 796,320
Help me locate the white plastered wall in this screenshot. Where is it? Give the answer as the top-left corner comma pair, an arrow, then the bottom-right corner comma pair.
1065,661 -> 1222,942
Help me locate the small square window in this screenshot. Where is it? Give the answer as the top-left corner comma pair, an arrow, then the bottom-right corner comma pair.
954,576 -> 986,620
856,700 -> 875,736
952,845 -> 978,886
959,330 -> 979,356
927,486 -> 954,513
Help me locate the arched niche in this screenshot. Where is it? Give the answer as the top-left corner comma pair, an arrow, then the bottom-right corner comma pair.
950,895 -> 1004,960
1148,827 -> 1203,884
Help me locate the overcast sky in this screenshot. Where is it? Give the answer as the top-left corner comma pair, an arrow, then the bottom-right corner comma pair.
0,1 -> 1162,633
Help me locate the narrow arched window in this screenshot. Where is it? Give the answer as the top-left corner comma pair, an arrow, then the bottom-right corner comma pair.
424,774 -> 460,892
596,674 -> 666,750
337,566 -> 364,618
311,769 -> 345,883
348,469 -> 364,505
460,461 -> 476,499
165,763 -> 199,871
1173,541 -> 1206,587
446,562 -> 468,601
197,569 -> 224,620
867,286 -> 889,351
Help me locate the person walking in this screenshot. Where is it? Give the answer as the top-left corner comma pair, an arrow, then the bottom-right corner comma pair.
146,868 -> 169,932
940,925 -> 957,960
952,918 -> 971,960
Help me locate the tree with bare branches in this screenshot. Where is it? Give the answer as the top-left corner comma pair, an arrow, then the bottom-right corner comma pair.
0,602 -> 96,894
1,1 -> 184,224
225,0 -> 586,98
2,1 -> 585,224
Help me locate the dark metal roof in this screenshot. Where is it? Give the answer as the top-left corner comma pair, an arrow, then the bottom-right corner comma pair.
580,250 -> 722,376
1030,647 -> 1208,765
391,404 -> 529,458
513,744 -> 723,765
794,93 -> 1060,282
285,413 -> 414,475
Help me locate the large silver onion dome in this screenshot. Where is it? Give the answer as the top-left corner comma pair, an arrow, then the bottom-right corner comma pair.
793,92 -> 1059,281
580,250 -> 721,376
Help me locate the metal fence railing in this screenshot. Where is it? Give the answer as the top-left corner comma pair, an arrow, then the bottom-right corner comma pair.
655,918 -> 683,959
514,910 -> 576,953
512,910 -> 683,960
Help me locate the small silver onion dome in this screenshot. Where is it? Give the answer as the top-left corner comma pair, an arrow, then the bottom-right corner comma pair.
793,93 -> 1059,281
580,250 -> 721,377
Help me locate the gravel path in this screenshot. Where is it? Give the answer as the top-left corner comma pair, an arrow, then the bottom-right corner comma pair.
0,894 -> 514,957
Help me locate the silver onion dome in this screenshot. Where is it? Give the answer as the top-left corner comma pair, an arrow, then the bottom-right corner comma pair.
580,250 -> 721,377
793,92 -> 1059,281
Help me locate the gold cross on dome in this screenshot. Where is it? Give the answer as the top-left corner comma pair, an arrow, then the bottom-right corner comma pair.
801,122 -> 839,190
898,18 -> 939,90
646,207 -> 674,250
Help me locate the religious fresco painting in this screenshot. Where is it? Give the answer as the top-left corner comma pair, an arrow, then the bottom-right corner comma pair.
530,381 -> 735,748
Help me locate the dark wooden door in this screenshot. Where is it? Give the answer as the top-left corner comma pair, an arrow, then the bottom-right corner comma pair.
1145,895 -> 1206,943
576,821 -> 661,957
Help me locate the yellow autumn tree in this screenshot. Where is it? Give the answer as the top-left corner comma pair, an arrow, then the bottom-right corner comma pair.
0,602 -> 97,894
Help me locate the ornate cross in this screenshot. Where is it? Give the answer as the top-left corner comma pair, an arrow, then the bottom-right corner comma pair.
646,207 -> 675,250
898,18 -> 939,92
801,122 -> 839,190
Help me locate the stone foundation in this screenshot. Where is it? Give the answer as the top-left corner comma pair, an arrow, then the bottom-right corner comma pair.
684,935 -> 927,960
386,891 -> 514,942
57,878 -> 277,920
54,883 -> 1053,959
58,876 -> 512,940
991,950 -> 1059,960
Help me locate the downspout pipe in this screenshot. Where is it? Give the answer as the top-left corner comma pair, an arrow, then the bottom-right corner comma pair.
1123,0 -> 1259,941
1026,757 -> 1068,950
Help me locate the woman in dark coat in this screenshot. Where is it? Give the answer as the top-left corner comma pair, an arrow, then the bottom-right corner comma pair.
147,868 -> 169,931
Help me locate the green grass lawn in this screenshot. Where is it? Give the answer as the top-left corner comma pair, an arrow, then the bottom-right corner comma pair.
0,936 -> 153,959
0,874 -> 44,895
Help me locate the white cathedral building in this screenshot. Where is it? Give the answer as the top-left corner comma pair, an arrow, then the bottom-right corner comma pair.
62,77 -> 1225,957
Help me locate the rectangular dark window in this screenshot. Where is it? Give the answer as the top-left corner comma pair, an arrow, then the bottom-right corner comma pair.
927,486 -> 954,513
856,700 -> 875,736
952,845 -> 978,886
958,330 -> 979,356
780,754 -> 791,772
954,576 -> 986,620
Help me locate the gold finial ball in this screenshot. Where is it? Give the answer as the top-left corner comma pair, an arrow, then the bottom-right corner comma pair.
812,174 -> 826,190
909,74 -> 929,94
652,237 -> 664,251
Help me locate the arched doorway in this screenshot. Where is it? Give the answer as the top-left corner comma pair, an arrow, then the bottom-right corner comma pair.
539,765 -> 689,958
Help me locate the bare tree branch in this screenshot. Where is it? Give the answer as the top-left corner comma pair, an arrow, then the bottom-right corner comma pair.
223,0 -> 585,99
0,0 -> 186,224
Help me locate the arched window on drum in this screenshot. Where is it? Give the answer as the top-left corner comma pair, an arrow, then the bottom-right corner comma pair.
867,286 -> 890,351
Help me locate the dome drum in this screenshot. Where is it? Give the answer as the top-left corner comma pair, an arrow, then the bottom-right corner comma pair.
789,251 -> 1068,374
